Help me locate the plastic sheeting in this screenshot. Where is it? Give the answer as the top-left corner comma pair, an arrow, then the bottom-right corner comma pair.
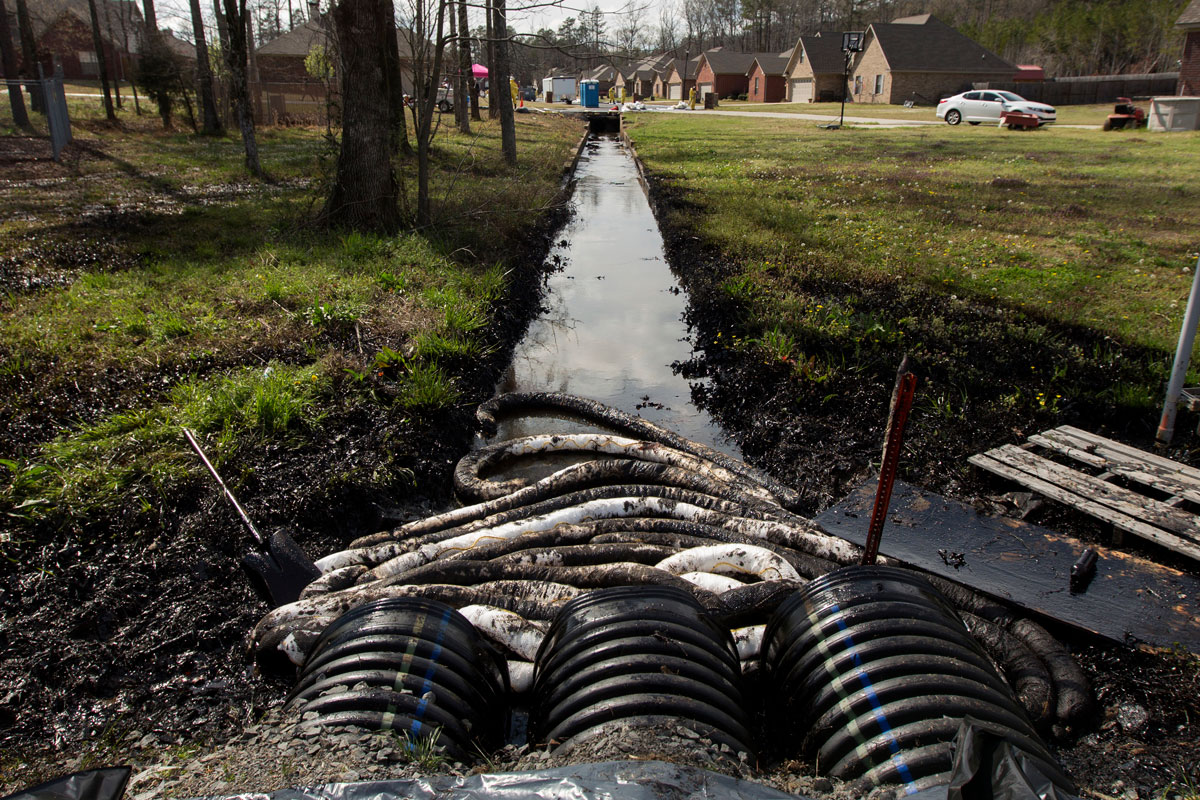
0,768 -> 131,800
191,761 -> 808,800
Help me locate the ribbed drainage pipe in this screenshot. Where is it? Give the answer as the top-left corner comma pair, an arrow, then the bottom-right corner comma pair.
763,566 -> 1072,794
532,585 -> 754,756
287,597 -> 509,761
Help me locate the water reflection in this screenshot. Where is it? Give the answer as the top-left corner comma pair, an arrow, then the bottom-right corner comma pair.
494,134 -> 738,457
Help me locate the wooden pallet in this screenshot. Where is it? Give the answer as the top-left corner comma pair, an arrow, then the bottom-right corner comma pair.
969,425 -> 1200,563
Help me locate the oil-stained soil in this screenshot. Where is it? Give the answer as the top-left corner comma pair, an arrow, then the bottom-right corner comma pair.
1,141 -> 1198,799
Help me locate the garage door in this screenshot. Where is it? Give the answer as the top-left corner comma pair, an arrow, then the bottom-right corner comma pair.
790,78 -> 813,103
669,84 -> 681,100
698,83 -> 714,98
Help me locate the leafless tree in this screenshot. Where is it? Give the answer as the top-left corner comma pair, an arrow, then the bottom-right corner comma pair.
222,0 -> 263,175
85,0 -> 117,120
0,0 -> 32,129
190,0 -> 222,132
493,0 -> 515,164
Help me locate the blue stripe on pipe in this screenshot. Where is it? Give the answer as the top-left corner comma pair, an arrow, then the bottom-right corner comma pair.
826,602 -> 918,794
407,606 -> 452,740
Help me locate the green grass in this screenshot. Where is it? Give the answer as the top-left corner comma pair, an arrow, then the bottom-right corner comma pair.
0,101 -> 583,534
626,114 -> 1200,354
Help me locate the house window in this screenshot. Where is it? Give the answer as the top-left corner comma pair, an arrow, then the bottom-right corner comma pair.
854,75 -> 863,94
754,76 -> 759,93
874,74 -> 884,94
78,51 -> 99,76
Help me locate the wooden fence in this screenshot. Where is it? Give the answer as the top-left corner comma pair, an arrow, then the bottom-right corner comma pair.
975,73 -> 1180,105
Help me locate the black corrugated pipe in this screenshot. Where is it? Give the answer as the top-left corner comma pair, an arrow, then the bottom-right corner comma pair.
532,585 -> 754,756
763,566 -> 1073,795
287,597 -> 509,761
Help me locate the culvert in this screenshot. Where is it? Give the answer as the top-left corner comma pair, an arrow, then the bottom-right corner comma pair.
531,585 -> 754,756
763,565 -> 1073,794
287,597 -> 509,761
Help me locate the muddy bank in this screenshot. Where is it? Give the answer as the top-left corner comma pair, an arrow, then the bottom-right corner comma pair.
0,167 -> 575,789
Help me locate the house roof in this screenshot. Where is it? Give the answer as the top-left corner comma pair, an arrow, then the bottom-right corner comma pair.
784,34 -> 845,76
257,18 -> 415,59
159,29 -> 196,60
865,16 -> 1014,74
664,57 -> 696,82
701,49 -> 756,76
24,0 -> 143,43
748,53 -> 789,77
1178,0 -> 1200,28
892,13 -> 932,24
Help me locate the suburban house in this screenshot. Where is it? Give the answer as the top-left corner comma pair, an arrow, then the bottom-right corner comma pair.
663,56 -> 699,100
1179,0 -> 1200,95
255,19 -> 415,88
2,0 -> 143,80
747,52 -> 790,102
694,49 -> 756,100
783,34 -> 848,102
847,15 -> 1015,104
615,52 -> 671,98
582,63 -> 621,95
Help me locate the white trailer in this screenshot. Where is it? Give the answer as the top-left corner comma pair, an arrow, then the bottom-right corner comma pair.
541,76 -> 578,102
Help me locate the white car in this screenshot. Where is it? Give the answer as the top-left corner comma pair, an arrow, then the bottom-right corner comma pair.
936,90 -> 1056,126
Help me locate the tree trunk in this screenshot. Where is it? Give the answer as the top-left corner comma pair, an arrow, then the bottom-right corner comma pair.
85,0 -> 116,121
189,0 -> 221,133
0,0 -> 31,129
455,0 -> 470,133
323,0 -> 399,230
223,0 -> 263,176
102,6 -> 121,108
142,0 -> 172,127
381,0 -> 412,155
213,0 -> 230,53
493,0 -> 514,164
415,0 -> 447,227
485,0 -> 496,119
14,0 -> 42,112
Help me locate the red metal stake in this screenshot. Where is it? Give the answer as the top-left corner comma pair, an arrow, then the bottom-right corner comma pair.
862,360 -> 918,565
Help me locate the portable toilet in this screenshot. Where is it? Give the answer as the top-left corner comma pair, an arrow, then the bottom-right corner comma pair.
581,80 -> 600,108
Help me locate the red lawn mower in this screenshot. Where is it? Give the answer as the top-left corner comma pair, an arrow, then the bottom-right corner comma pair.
1103,97 -> 1147,130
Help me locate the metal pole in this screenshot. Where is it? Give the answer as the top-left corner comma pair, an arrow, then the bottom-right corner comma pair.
1156,253 -> 1200,445
839,52 -> 848,127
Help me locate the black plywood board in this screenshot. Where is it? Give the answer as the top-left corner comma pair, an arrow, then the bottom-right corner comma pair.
814,479 -> 1200,651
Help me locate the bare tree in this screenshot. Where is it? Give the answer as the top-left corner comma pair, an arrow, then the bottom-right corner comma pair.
449,0 -> 469,133
222,0 -> 263,175
0,0 -> 32,130
322,0 -> 400,229
14,0 -> 41,112
381,0 -> 412,154
493,0 -> 514,164
85,0 -> 117,121
464,0 -> 480,120
189,0 -> 222,132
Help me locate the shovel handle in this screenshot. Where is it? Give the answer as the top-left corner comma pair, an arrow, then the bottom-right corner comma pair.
183,428 -> 266,549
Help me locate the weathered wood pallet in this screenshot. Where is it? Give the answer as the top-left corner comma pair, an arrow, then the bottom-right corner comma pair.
969,425 -> 1200,563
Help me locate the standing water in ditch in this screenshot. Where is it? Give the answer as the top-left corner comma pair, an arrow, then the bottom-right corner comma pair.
493,132 -> 738,457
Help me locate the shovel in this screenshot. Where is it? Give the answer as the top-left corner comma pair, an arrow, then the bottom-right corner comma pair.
183,428 -> 320,607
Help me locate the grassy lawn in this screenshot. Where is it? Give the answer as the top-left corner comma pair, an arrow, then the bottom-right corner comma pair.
0,102 -> 582,533
715,100 -> 1115,125
627,114 -> 1200,353
623,114 -> 1200,451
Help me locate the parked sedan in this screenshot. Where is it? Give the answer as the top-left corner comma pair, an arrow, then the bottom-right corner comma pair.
936,90 -> 1056,126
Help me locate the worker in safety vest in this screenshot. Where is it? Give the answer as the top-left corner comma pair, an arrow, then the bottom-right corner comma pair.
510,79 -> 519,108
689,86 -> 697,110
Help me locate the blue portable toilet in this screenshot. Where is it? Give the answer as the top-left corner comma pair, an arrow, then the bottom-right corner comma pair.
581,79 -> 600,108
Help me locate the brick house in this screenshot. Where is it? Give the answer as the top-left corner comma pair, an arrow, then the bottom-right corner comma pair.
694,49 -> 756,100
747,52 -> 789,102
1179,0 -> 1200,95
663,56 -> 698,101
1,0 -> 143,80
783,34 -> 846,102
848,15 -> 1015,104
582,63 -> 620,95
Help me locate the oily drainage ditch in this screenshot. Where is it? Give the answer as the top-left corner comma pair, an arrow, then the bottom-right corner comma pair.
251,391 -> 1088,798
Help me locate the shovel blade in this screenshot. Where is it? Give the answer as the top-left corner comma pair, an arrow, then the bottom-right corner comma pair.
242,529 -> 321,607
